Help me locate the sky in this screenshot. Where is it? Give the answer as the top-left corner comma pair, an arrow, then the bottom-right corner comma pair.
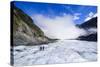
13,1 -> 97,24
13,1 -> 97,39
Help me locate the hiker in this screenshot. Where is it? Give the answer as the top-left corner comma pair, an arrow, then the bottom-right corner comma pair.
40,46 -> 45,51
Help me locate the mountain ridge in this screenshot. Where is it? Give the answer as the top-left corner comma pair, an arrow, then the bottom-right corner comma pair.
77,17 -> 97,41
12,5 -> 55,46
79,17 -> 97,29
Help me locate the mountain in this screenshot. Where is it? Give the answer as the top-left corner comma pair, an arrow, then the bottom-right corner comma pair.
79,17 -> 97,29
12,6 -> 55,46
77,33 -> 97,41
77,17 -> 97,42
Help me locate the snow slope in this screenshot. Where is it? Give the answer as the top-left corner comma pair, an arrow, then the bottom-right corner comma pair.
12,40 -> 97,66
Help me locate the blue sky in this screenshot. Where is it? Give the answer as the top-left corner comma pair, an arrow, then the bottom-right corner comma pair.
13,1 -> 97,24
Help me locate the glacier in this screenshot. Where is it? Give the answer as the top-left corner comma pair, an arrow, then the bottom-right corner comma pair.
12,40 -> 97,66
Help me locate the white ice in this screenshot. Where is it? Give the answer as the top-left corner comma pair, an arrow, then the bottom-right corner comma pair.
13,40 -> 97,66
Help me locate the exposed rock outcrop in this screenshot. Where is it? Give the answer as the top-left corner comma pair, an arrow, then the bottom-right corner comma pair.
12,5 -> 55,46
77,17 -> 97,41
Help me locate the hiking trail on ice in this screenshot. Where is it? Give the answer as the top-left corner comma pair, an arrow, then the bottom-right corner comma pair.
13,40 -> 97,66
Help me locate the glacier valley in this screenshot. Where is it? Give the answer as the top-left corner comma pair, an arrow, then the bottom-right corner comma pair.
12,40 -> 97,66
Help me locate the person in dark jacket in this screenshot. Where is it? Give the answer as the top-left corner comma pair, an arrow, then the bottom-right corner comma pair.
40,46 -> 45,51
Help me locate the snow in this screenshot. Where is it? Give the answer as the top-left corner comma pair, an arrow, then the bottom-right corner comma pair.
12,40 -> 97,66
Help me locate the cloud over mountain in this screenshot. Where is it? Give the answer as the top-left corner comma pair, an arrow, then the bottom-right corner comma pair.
32,14 -> 86,39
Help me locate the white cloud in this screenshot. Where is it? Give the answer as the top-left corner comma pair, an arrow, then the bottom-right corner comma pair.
73,15 -> 80,20
32,14 -> 86,39
85,17 -> 92,22
73,13 -> 81,20
93,13 -> 97,17
89,12 -> 94,17
87,28 -> 97,34
84,12 -> 93,21
84,12 -> 97,22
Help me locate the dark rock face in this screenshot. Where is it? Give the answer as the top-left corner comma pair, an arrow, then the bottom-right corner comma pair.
79,17 -> 97,29
77,17 -> 97,42
12,6 -> 54,46
77,33 -> 97,42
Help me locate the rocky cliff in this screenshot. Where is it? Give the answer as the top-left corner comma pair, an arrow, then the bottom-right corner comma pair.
77,17 -> 97,41
12,6 -> 54,46
79,17 -> 97,29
